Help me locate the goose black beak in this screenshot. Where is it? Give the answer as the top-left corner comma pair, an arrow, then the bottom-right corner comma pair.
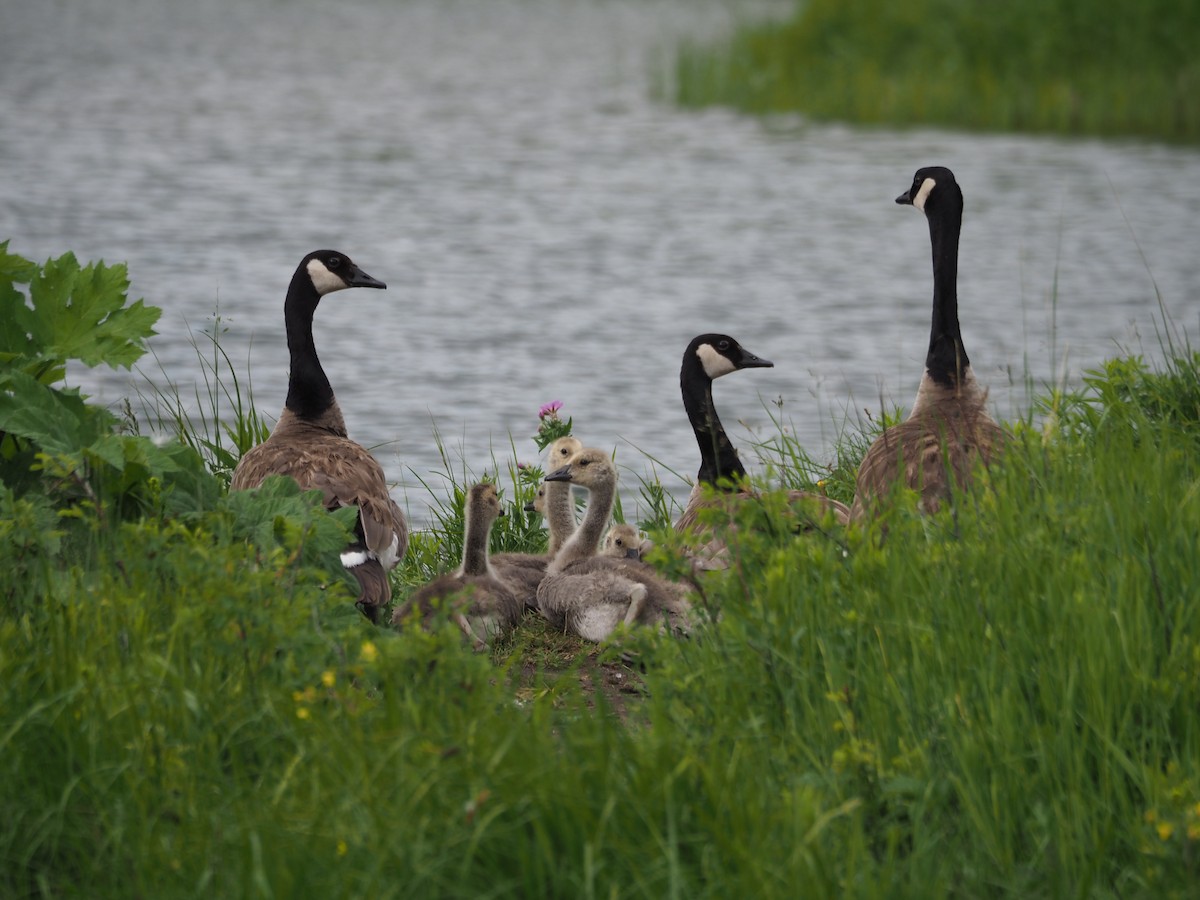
346,264 -> 387,290
544,464 -> 573,483
738,351 -> 774,370
623,548 -> 640,560
896,191 -> 913,206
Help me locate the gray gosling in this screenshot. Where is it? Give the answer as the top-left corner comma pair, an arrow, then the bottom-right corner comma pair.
537,448 -> 693,642
492,436 -> 584,608
391,483 -> 522,650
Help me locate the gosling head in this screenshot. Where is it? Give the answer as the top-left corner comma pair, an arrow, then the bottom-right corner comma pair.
544,447 -> 616,491
299,249 -> 387,297
686,333 -> 774,382
466,482 -> 504,526
602,523 -> 651,560
546,436 -> 583,471
896,166 -> 961,216
524,484 -> 546,516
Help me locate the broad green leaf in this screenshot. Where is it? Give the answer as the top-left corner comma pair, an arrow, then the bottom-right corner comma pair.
0,370 -> 114,456
18,251 -> 162,370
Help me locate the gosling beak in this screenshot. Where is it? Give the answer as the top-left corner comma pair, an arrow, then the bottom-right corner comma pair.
544,464 -> 573,483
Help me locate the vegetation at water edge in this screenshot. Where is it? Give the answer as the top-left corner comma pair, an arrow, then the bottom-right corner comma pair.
2,243 -> 1199,897
672,0 -> 1200,142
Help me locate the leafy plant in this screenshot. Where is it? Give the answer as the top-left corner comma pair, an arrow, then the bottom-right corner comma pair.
0,243 -> 216,518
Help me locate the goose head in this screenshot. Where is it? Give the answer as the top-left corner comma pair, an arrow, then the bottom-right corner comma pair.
300,249 -> 387,297
466,482 -> 505,526
546,435 -> 583,471
544,447 -> 617,491
896,166 -> 962,216
602,523 -> 651,560
523,436 -> 583,515
685,333 -> 774,382
524,484 -> 547,516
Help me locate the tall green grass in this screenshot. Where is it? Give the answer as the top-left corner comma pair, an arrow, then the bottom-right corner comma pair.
672,0 -> 1200,141
5,242 -> 1200,896
5,349 -> 1199,896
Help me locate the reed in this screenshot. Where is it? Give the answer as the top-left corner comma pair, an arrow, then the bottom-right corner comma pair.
672,0 -> 1200,141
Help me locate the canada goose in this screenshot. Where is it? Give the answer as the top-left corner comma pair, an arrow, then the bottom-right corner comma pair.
849,166 -> 1006,521
674,334 -> 849,554
390,482 -> 522,650
491,435 -> 584,608
229,250 -> 407,624
537,448 -> 693,639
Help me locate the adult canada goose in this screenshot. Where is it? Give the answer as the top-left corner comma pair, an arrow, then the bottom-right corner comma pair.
537,448 -> 693,639
674,334 -> 849,551
390,482 -> 522,650
849,166 -> 1006,521
229,250 -> 407,624
491,435 -> 584,608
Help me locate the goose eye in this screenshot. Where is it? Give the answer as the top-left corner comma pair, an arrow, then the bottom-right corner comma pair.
327,256 -> 342,269
718,340 -> 730,351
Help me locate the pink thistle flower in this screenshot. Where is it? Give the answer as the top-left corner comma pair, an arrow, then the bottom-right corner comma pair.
538,400 -> 563,419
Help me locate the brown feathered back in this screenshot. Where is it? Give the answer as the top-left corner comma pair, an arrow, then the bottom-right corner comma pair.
231,408 -> 409,614
849,382 -> 1005,521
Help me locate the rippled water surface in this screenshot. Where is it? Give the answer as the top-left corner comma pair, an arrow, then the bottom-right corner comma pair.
4,0 -> 1199,523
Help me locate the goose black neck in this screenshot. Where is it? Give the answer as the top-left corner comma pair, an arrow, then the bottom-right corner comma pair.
283,271 -> 336,421
681,362 -> 746,489
924,194 -> 969,388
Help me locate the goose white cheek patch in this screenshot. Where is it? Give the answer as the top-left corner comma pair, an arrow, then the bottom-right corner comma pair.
696,344 -> 737,379
306,258 -> 347,295
912,177 -> 937,211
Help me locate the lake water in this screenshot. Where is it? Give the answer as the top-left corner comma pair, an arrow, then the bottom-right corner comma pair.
3,0 -> 1199,525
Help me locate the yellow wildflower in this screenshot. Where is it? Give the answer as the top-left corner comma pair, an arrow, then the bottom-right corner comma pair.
1157,821 -> 1174,841
296,707 -> 311,720
337,840 -> 348,857
361,641 -> 378,664
321,670 -> 336,688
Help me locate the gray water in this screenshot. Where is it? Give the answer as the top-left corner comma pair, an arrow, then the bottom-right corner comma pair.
4,0 -> 1200,525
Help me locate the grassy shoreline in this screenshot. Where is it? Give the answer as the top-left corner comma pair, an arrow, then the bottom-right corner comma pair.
672,0 -> 1200,142
3,244 -> 1200,895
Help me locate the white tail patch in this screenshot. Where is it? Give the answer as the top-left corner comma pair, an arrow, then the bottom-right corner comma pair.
695,343 -> 737,380
340,549 -> 370,568
306,258 -> 349,296
912,177 -> 937,212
